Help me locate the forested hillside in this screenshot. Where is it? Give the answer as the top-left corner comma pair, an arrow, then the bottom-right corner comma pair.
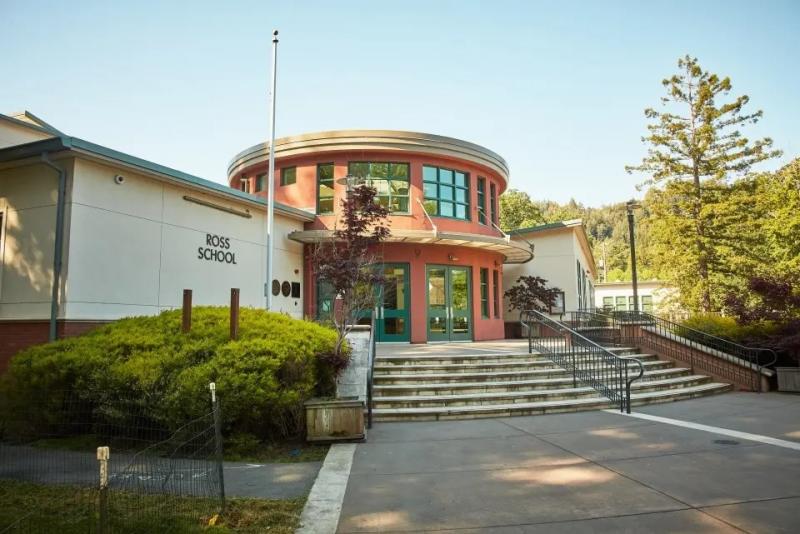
499,191 -> 656,283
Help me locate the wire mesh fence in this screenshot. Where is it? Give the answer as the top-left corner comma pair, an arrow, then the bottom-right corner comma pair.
0,386 -> 225,533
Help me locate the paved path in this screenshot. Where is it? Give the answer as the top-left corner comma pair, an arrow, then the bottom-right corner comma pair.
0,445 -> 320,500
337,392 -> 800,532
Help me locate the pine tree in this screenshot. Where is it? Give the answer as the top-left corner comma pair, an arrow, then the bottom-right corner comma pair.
626,55 -> 781,311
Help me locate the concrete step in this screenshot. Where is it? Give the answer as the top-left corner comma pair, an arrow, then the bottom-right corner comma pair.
372,382 -> 733,421
373,367 -> 693,397
373,375 -> 713,409
374,359 -> 674,384
374,359 -> 560,374
374,353 -> 659,370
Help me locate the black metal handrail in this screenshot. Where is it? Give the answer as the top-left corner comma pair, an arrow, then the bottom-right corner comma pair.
573,309 -> 778,392
521,309 -> 644,413
366,308 -> 377,429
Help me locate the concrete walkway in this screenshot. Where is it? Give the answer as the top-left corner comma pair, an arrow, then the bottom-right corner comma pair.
337,392 -> 800,532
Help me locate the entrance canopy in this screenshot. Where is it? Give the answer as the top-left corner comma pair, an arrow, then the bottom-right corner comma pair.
288,229 -> 534,264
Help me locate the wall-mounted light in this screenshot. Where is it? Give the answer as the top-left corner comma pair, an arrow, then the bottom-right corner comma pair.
448,253 -> 459,262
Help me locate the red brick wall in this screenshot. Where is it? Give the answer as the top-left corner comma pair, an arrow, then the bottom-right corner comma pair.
0,320 -> 109,373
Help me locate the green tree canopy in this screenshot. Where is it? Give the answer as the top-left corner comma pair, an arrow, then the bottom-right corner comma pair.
626,55 -> 781,311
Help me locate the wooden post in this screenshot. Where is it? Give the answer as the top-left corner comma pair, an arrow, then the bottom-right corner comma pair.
182,289 -> 192,333
230,288 -> 240,340
97,446 -> 110,534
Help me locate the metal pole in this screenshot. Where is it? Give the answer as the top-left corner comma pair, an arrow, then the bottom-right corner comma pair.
266,29 -> 279,310
627,202 -> 639,313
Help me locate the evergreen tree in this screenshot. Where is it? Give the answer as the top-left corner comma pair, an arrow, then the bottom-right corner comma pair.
626,55 -> 781,311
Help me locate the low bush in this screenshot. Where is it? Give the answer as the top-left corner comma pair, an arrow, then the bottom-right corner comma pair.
0,307 -> 343,440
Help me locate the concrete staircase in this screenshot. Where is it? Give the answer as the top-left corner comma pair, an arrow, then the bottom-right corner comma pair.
371,347 -> 732,422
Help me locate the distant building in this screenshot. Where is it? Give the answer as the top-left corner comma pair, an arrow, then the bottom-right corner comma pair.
594,280 -> 673,314
503,219 -> 596,334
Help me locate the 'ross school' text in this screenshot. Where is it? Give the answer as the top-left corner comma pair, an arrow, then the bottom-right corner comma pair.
198,233 -> 237,264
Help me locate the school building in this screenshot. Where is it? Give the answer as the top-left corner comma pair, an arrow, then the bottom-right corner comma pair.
0,112 -> 536,366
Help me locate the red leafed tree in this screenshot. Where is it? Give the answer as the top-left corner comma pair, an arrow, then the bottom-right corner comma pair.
505,276 -> 562,313
313,184 -> 391,359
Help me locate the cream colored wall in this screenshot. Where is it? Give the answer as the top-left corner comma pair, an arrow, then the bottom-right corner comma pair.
0,163 -> 60,319
504,231 -> 580,321
0,120 -> 53,149
64,158 -> 305,319
0,157 -> 305,322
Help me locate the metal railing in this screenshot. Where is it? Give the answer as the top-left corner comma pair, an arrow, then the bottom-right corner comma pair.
366,308 -> 377,429
572,309 -> 778,392
521,309 -> 644,413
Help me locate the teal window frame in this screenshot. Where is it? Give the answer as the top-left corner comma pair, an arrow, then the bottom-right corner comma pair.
492,269 -> 500,318
642,295 -> 653,313
602,296 -> 614,310
480,268 -> 489,318
477,177 -> 486,225
615,296 -> 627,311
348,161 -> 410,213
281,166 -> 297,186
422,165 -> 471,221
316,279 -> 335,320
317,163 -> 335,214
255,173 -> 267,192
489,182 -> 497,226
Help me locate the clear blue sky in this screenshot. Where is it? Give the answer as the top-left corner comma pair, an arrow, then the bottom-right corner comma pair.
1,0 -> 797,206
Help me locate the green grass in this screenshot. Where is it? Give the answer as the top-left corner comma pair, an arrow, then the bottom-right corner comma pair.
0,480 -> 304,533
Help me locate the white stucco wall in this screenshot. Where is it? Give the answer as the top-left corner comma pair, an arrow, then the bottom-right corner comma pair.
503,228 -> 595,322
0,157 -> 307,322
0,119 -> 53,149
0,163 -> 59,319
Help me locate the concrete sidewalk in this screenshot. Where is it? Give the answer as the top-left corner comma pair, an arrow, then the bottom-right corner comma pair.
337,392 -> 800,532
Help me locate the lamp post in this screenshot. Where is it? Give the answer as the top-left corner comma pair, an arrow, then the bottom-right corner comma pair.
626,200 -> 641,313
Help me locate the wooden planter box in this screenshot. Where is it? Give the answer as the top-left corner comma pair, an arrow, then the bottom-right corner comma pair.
305,397 -> 365,442
776,367 -> 800,392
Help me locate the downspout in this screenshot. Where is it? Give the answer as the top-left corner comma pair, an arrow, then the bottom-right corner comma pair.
40,153 -> 67,342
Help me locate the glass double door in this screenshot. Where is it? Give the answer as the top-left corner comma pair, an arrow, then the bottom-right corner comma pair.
427,265 -> 472,341
377,264 -> 410,342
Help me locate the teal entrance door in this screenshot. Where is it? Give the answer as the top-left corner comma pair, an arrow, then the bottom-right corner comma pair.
426,265 -> 472,341
377,264 -> 410,342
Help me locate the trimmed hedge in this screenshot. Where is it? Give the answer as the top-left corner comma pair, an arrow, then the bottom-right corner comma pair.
0,307 -> 343,439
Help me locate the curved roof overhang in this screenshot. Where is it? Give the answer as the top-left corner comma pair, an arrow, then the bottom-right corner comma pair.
289,229 -> 534,264
228,130 -> 509,188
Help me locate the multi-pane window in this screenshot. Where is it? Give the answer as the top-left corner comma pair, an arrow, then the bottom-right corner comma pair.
480,268 -> 489,318
603,296 -> 614,310
239,177 -> 250,193
317,163 -> 334,214
628,295 -> 636,311
477,177 -> 486,224
642,295 -> 653,313
615,296 -> 627,311
422,165 -> 470,220
489,182 -> 497,226
255,173 -> 267,192
281,166 -> 296,186
492,270 -> 500,317
348,162 -> 410,213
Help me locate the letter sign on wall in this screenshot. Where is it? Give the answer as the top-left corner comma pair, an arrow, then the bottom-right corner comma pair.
197,233 -> 238,264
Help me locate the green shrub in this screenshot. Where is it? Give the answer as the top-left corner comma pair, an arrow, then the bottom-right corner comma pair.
680,313 -> 779,345
0,307 -> 342,440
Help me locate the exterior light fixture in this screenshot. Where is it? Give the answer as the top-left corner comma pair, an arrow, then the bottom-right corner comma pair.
448,254 -> 459,262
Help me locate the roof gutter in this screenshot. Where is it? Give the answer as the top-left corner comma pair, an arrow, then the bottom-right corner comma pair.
40,151 -> 68,342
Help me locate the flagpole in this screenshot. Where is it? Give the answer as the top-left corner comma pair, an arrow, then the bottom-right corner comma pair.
266,29 -> 278,310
